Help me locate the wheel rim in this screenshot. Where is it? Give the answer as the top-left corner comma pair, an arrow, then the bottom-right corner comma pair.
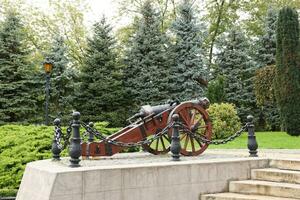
168,102 -> 212,156
142,128 -> 171,155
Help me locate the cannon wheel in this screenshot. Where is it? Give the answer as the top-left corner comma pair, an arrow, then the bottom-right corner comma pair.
167,102 -> 212,156
142,128 -> 171,155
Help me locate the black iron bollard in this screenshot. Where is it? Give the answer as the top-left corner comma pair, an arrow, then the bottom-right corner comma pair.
247,115 -> 258,157
88,122 -> 95,143
69,111 -> 82,167
170,114 -> 181,161
52,118 -> 62,161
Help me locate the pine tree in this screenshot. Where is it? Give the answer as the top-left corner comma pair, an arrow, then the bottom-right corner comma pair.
76,17 -> 127,126
0,12 -> 39,123
275,7 -> 300,135
256,8 -> 278,67
124,1 -> 170,107
169,0 -> 208,101
216,30 -> 258,122
46,36 -> 75,119
255,8 -> 280,130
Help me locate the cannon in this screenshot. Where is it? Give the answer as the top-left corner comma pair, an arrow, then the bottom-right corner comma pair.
81,98 -> 212,157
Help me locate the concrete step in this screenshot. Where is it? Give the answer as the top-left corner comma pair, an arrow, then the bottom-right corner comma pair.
270,159 -> 300,171
229,180 -> 300,199
252,168 -> 300,184
201,192 -> 298,200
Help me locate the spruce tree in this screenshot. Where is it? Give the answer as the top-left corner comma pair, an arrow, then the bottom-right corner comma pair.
76,17 -> 127,126
46,36 -> 75,119
275,7 -> 300,135
124,1 -> 170,107
0,12 -> 38,123
170,0 -> 208,101
255,8 -> 280,130
216,30 -> 258,122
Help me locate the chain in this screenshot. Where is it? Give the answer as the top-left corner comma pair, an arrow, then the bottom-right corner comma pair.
179,123 -> 248,145
81,121 -> 174,148
53,122 -> 73,150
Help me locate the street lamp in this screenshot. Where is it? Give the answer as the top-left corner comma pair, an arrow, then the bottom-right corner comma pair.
43,57 -> 54,125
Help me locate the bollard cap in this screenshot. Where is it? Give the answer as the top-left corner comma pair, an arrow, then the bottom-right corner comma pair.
172,114 -> 180,121
53,118 -> 61,126
247,115 -> 254,123
72,111 -> 81,120
88,122 -> 94,127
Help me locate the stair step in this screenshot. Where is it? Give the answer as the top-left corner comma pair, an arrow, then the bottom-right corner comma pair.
270,159 -> 300,171
201,192 -> 298,200
229,180 -> 300,199
252,168 -> 300,184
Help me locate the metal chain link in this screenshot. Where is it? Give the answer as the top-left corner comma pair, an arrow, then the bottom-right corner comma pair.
54,122 -> 73,150
179,123 -> 248,145
81,121 -> 174,148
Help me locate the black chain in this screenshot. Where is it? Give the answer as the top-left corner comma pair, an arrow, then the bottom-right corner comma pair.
54,122 -> 72,150
180,123 -> 248,145
81,121 -> 174,148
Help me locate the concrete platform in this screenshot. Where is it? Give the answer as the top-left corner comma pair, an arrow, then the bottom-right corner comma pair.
16,151 -> 270,200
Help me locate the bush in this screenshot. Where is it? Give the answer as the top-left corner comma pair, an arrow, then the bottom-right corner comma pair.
0,123 -> 119,197
207,103 -> 241,139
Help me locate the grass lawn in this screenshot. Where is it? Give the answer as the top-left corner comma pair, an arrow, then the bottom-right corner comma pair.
208,132 -> 300,149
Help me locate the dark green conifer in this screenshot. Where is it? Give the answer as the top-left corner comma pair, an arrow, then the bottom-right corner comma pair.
0,12 -> 38,123
170,0 -> 208,100
76,17 -> 127,126
124,1 -> 170,107
275,7 -> 300,135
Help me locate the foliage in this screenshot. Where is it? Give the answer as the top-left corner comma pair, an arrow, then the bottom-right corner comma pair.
46,36 -> 76,121
206,75 -> 225,103
207,103 -> 241,140
0,12 -> 41,124
0,123 -> 118,197
254,65 -> 276,106
275,7 -> 300,136
169,0 -> 208,101
215,29 -> 259,122
124,0 -> 170,107
76,17 -> 128,127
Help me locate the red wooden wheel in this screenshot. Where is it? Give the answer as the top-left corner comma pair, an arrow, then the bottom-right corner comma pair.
142,128 -> 171,155
167,102 -> 212,156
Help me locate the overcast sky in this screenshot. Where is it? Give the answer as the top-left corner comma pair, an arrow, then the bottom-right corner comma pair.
27,0 -> 127,28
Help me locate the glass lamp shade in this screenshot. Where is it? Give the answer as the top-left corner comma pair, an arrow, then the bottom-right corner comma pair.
44,62 -> 53,73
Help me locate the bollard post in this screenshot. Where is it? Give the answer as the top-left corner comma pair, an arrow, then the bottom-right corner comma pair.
247,115 -> 258,157
69,111 -> 81,167
52,118 -> 62,161
88,122 -> 95,143
170,114 -> 181,161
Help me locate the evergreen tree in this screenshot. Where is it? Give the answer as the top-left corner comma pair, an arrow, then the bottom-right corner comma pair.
256,8 -> 278,67
46,36 -> 75,119
76,17 -> 127,126
0,12 -> 38,123
255,8 -> 280,130
275,7 -> 300,135
124,1 -> 170,107
170,0 -> 208,101
216,30 -> 258,122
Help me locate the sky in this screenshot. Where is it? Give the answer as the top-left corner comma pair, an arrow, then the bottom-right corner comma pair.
26,0 -> 128,28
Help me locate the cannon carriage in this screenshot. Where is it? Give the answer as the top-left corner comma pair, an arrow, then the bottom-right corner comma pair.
81,98 -> 212,157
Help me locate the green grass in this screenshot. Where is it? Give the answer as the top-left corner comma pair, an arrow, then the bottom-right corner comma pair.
208,132 -> 300,149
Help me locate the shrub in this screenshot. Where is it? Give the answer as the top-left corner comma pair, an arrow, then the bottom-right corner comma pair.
0,123 -> 119,197
207,103 -> 241,139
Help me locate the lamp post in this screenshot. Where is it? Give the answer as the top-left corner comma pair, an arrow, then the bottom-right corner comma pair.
43,57 -> 53,125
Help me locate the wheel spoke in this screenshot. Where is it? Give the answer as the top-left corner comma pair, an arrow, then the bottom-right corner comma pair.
184,135 -> 189,150
190,137 -> 195,152
162,134 -> 170,142
155,138 -> 159,151
190,110 -> 196,125
160,137 -> 166,151
179,109 -> 192,127
180,133 -> 187,141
